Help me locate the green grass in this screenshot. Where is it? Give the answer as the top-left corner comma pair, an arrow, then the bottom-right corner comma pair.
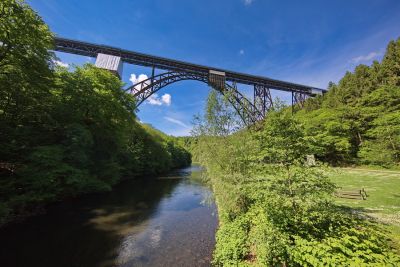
329,167 -> 400,250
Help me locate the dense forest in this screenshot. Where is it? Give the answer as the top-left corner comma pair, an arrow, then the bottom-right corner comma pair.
192,38 -> 400,266
297,38 -> 400,166
0,0 -> 191,225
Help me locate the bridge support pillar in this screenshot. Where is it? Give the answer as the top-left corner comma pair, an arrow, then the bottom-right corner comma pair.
254,85 -> 273,120
208,70 -> 226,90
95,53 -> 123,79
291,91 -> 308,113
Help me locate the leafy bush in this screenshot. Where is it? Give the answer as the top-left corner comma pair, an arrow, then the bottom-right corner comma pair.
213,213 -> 251,266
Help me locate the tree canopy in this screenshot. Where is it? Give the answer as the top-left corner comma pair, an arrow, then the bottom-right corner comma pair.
297,38 -> 400,166
0,0 -> 191,225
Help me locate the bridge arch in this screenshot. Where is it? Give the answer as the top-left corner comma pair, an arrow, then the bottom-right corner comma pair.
125,71 -> 262,125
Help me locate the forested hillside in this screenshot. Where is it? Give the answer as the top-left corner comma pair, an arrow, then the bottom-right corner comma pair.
297,38 -> 400,166
0,0 -> 191,225
192,37 -> 400,266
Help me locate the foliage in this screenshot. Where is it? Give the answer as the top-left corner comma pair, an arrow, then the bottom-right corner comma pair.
296,107 -> 358,164
0,0 -> 53,82
193,91 -> 400,265
291,224 -> 400,266
296,38 -> 400,167
0,0 -> 191,225
213,213 -> 251,266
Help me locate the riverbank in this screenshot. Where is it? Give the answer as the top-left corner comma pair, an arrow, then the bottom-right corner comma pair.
0,95 -> 191,227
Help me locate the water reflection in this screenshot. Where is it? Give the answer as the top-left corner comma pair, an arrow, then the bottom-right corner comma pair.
0,165 -> 217,267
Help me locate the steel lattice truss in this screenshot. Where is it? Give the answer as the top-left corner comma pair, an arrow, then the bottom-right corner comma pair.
292,92 -> 308,109
126,72 -> 262,125
126,72 -> 208,106
254,85 -> 273,120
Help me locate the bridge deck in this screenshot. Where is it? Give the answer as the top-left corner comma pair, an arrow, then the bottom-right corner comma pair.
53,37 -> 325,95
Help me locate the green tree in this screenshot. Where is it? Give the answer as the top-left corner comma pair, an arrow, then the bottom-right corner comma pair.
381,38 -> 400,86
52,65 -> 136,185
0,0 -> 53,78
359,111 -> 400,165
0,0 -> 55,164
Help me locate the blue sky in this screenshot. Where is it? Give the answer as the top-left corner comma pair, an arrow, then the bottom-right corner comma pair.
28,0 -> 400,136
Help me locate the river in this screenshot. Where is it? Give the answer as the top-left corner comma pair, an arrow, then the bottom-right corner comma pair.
0,165 -> 218,267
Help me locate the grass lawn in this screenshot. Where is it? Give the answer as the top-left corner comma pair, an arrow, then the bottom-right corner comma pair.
328,168 -> 400,250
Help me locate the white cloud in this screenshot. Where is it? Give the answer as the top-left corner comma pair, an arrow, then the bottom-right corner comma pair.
129,73 -> 171,106
161,94 -> 171,106
147,94 -> 162,105
350,51 -> 380,64
129,73 -> 149,93
54,60 -> 69,68
164,117 -> 190,128
243,0 -> 254,5
146,93 -> 172,106
129,73 -> 148,84
239,49 -> 245,55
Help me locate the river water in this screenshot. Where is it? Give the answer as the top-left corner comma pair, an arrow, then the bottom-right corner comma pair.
0,165 -> 218,267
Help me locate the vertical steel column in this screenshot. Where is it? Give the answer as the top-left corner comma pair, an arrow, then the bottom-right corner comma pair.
291,91 -> 307,113
151,66 -> 155,80
150,66 -> 155,91
291,91 -> 294,115
294,92 -> 307,108
254,84 -> 273,120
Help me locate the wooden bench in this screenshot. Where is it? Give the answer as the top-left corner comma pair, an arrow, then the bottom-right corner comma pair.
335,188 -> 368,200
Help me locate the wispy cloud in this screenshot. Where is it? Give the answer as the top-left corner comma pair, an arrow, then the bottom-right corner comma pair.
243,0 -> 254,5
164,116 -> 190,128
244,25 -> 396,91
239,49 -> 245,55
350,51 -> 381,64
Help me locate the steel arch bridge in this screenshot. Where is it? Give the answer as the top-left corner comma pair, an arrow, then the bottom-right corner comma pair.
53,37 -> 326,125
125,71 -> 261,125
